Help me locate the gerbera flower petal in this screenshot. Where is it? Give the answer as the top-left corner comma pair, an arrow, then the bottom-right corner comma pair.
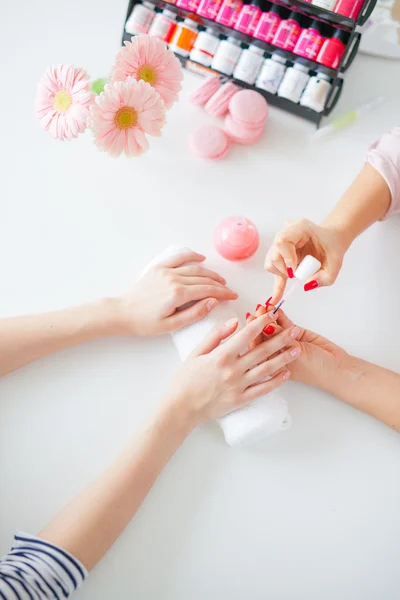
110,35 -> 183,110
35,65 -> 94,141
89,78 -> 165,158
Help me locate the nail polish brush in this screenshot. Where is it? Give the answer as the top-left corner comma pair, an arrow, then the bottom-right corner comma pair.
273,255 -> 321,314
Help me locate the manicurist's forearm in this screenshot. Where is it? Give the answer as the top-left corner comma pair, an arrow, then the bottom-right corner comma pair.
322,163 -> 392,249
39,396 -> 194,571
322,356 -> 400,431
0,299 -> 122,376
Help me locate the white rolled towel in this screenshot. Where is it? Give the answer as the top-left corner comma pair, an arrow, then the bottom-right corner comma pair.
143,245 -> 292,448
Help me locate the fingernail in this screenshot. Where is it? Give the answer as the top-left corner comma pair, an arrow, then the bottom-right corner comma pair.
290,347 -> 300,358
304,280 -> 318,292
256,304 -> 263,311
245,312 -> 251,319
225,318 -> 238,328
290,326 -> 300,338
287,267 -> 294,279
206,299 -> 218,311
265,296 -> 272,309
263,324 -> 275,335
282,370 -> 291,381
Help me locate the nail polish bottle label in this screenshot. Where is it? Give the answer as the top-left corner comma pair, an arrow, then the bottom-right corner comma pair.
334,0 -> 364,19
233,48 -> 264,84
256,57 -> 287,93
148,12 -> 177,42
311,0 -> 336,9
235,5 -> 262,35
300,74 -> 332,112
177,0 -> 201,10
316,38 -> 345,69
294,29 -> 324,60
190,30 -> 221,66
278,66 -> 310,103
125,3 -> 156,35
273,20 -> 302,52
212,39 -> 242,75
216,0 -> 242,27
197,0 -> 224,20
169,22 -> 198,57
254,13 -> 281,43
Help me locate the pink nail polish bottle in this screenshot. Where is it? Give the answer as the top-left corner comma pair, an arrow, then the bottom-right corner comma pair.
273,11 -> 304,52
253,4 -> 285,43
234,0 -> 263,36
177,0 -> 201,12
316,29 -> 346,69
197,0 -> 224,20
333,0 -> 364,19
216,0 -> 243,28
294,20 -> 325,60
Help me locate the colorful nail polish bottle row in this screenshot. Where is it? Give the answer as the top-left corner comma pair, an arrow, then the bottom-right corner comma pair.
125,3 -> 347,70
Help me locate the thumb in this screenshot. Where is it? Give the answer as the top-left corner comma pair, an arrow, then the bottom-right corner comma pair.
190,318 -> 239,357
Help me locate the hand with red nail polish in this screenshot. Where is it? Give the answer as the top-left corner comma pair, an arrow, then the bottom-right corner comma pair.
118,250 -> 238,336
304,280 -> 318,292
264,219 -> 348,304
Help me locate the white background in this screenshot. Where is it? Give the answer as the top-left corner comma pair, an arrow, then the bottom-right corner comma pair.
1,1 -> 400,598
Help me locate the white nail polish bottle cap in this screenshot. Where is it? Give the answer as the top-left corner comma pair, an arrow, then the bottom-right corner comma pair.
294,255 -> 321,281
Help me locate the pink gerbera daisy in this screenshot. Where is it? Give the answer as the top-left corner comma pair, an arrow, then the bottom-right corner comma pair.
89,78 -> 166,158
110,35 -> 183,110
35,65 -> 93,141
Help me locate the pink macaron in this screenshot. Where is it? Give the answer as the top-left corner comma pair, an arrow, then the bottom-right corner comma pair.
224,114 -> 265,145
189,76 -> 221,107
228,89 -> 268,130
190,124 -> 231,160
205,81 -> 240,118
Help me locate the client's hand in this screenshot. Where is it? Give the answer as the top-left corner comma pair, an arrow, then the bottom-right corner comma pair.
167,312 -> 301,424
275,312 -> 348,388
265,219 -> 348,304
117,250 -> 238,336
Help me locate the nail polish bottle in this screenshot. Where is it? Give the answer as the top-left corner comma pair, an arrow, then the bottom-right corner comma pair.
294,20 -> 325,60
311,0 -> 336,10
277,59 -> 310,103
125,1 -> 156,35
272,11 -> 304,52
190,27 -> 221,66
169,18 -> 199,57
177,0 -> 201,12
216,0 -> 243,27
300,69 -> 332,112
316,29 -> 346,69
148,9 -> 177,42
334,0 -> 364,19
234,0 -> 263,36
255,51 -> 287,93
197,0 -> 224,21
233,44 -> 265,84
212,36 -> 242,75
254,4 -> 285,43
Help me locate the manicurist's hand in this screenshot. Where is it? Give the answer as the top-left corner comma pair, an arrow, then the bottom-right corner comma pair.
117,250 -> 238,336
265,219 -> 348,304
166,311 -> 301,424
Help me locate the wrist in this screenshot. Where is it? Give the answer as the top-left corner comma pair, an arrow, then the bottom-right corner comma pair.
321,216 -> 356,253
98,296 -> 137,337
157,392 -> 198,438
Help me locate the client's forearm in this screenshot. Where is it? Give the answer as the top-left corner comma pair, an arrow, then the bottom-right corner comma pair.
322,357 -> 400,431
39,395 -> 194,571
323,163 -> 391,249
0,299 -> 122,376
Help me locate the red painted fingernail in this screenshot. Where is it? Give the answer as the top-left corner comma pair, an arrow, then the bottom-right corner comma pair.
287,267 -> 294,279
265,296 -> 272,309
256,304 -> 263,310
304,280 -> 318,292
263,325 -> 275,335
245,312 -> 251,319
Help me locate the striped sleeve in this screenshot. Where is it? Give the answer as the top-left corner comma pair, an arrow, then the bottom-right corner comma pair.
0,532 -> 88,599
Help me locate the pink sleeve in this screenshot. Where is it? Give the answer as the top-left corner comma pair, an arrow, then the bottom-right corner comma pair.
366,126 -> 400,220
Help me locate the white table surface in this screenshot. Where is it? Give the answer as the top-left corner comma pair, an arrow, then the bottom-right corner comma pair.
2,1 -> 400,598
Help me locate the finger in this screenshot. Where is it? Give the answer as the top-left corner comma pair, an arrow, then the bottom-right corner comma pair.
253,304 -> 267,347
182,285 -> 238,303
190,318 -> 239,357
245,345 -> 301,385
271,274 -> 286,305
245,313 -> 258,350
304,256 -> 341,291
276,311 -> 295,330
225,311 -> 276,356
159,250 -> 205,269
241,325 -> 300,370
167,298 -> 218,332
255,304 -> 266,316
240,370 -> 291,403
275,241 -> 298,277
175,265 -> 226,285
177,276 -> 226,289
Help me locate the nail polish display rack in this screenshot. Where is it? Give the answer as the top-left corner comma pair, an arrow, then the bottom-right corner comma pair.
122,0 -> 378,125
